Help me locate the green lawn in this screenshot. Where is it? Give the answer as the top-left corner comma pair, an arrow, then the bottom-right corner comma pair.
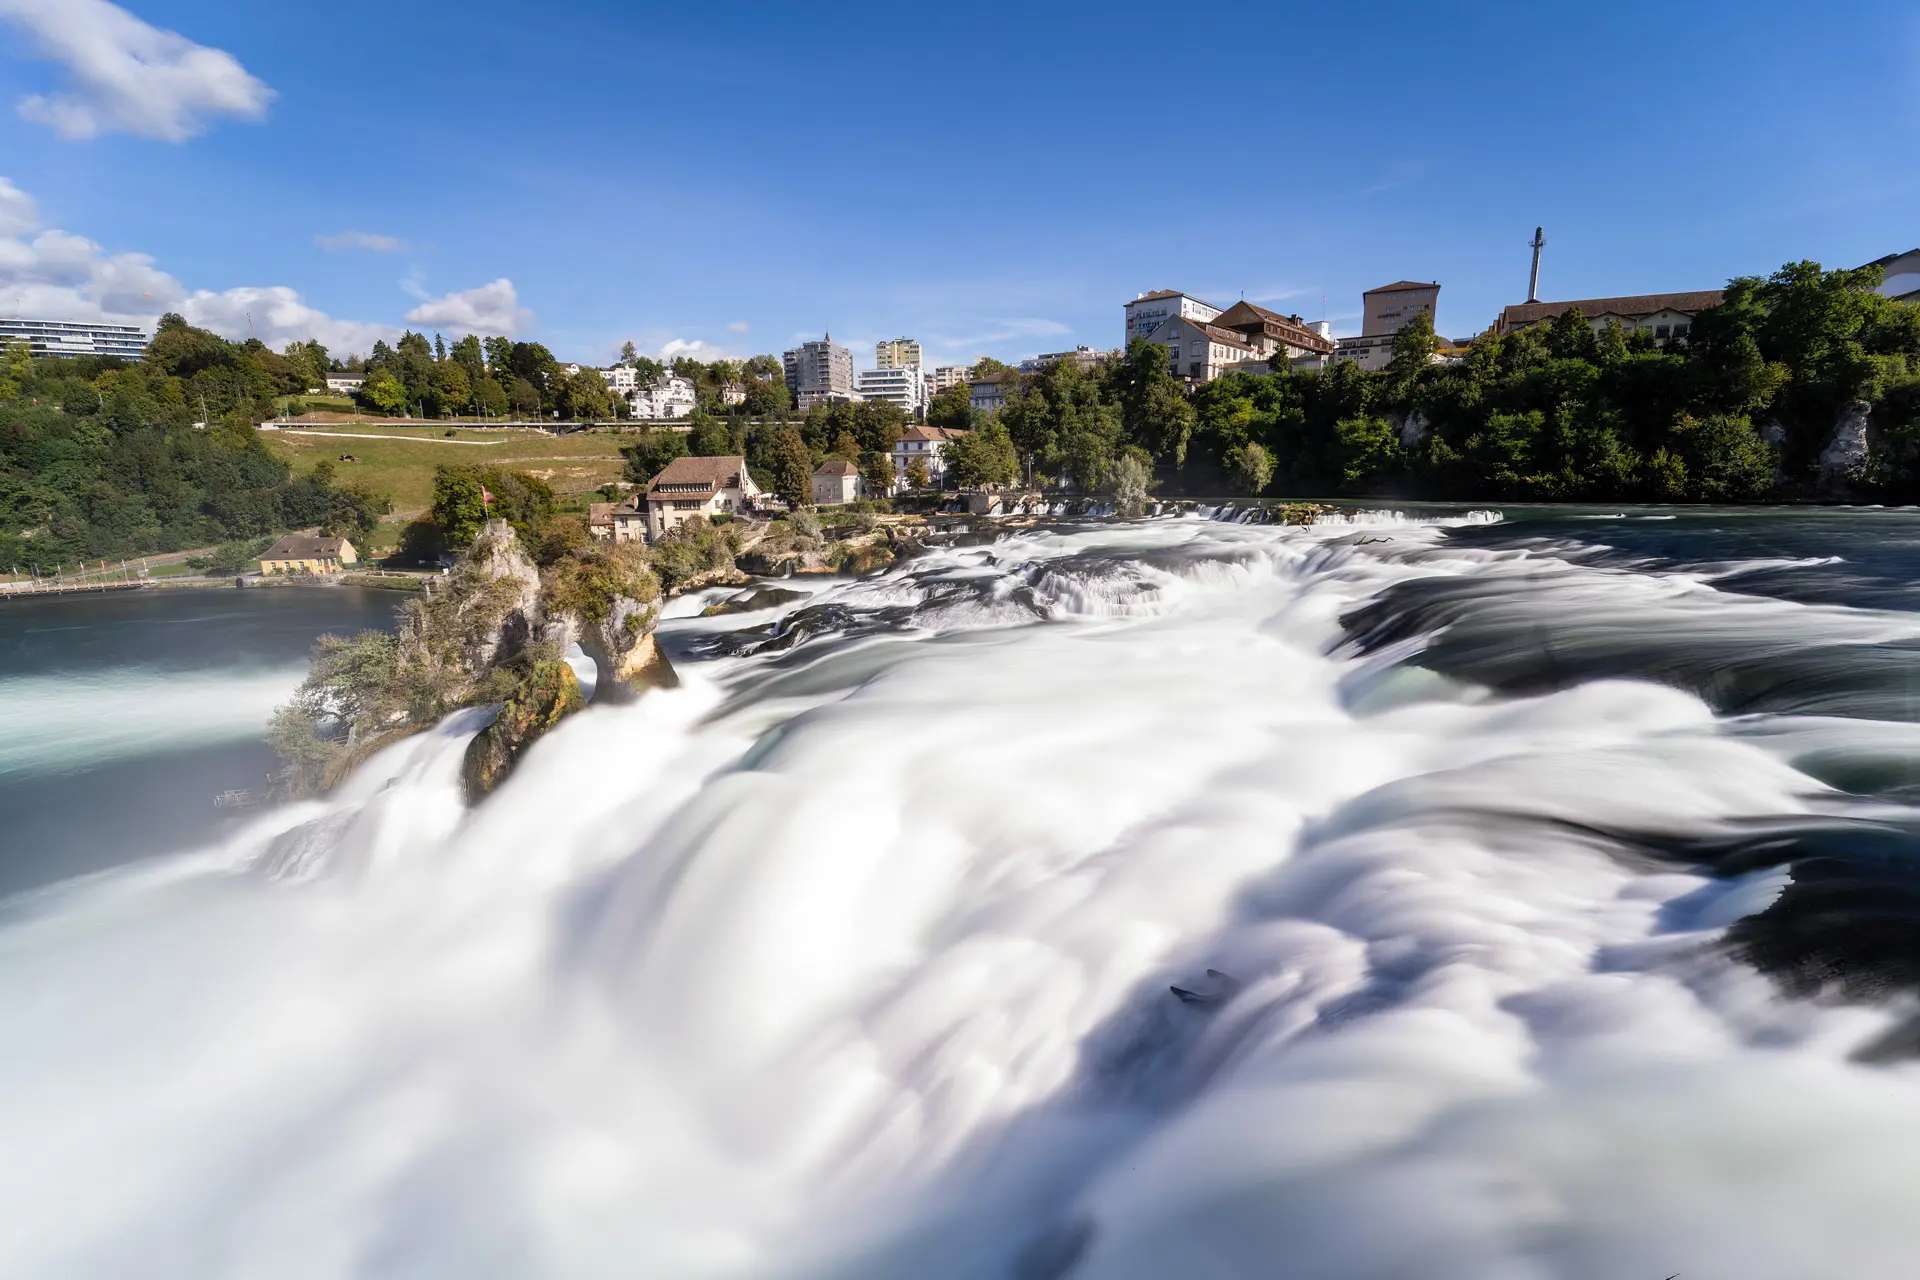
266,427 -> 631,513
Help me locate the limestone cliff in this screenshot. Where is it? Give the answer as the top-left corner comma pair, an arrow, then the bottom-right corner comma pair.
276,518 -> 671,802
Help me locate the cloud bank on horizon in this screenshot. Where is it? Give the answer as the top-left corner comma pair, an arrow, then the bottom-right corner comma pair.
0,174 -> 526,352
0,0 -> 272,142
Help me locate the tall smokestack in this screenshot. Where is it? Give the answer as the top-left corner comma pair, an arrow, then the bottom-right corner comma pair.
1527,227 -> 1545,303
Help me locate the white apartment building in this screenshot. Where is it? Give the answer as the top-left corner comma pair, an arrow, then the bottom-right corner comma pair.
1123,290 -> 1223,345
855,364 -> 926,416
598,365 -> 642,393
324,371 -> 365,395
784,336 -> 857,409
627,374 -> 697,419
0,317 -> 149,360
890,424 -> 964,491
875,337 -> 922,369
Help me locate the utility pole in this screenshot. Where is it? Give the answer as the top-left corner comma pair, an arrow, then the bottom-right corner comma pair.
1527,227 -> 1545,303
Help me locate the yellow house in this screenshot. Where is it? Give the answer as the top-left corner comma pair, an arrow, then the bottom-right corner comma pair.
259,534 -> 358,574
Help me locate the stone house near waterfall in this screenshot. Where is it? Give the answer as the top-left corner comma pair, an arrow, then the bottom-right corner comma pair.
643,455 -> 762,540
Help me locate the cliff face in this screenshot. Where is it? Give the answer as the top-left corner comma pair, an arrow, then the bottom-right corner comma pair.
276,519 -> 672,803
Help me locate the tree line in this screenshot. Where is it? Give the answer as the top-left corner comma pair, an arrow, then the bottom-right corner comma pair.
348,334 -> 792,422
0,316 -> 388,567
919,259 -> 1920,503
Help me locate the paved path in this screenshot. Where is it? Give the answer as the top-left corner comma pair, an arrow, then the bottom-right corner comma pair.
264,429 -> 521,445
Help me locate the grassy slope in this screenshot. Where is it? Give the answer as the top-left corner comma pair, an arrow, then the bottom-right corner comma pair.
264,426 -> 630,515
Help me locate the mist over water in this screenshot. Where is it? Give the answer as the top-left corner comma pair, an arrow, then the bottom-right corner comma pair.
9,512 -> 1920,1277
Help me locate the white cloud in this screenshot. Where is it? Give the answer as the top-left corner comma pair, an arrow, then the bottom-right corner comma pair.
316,231 -> 406,254
725,320 -> 749,333
0,0 -> 273,142
924,316 -> 1071,355
0,177 -> 37,237
0,174 -> 519,355
657,337 -> 736,361
178,286 -> 395,352
404,278 -> 530,337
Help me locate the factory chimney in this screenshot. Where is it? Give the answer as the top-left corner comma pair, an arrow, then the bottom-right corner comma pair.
1527,227 -> 1545,303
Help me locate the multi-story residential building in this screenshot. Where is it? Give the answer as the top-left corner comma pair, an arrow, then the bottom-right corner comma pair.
811,459 -> 861,506
642,455 -> 762,538
626,374 -> 697,419
856,365 -> 926,416
1490,291 -> 1725,341
783,336 -> 856,409
1332,281 -> 1443,372
1124,291 -> 1223,344
719,381 -> 747,406
597,365 -> 643,393
0,317 -> 149,360
324,371 -> 365,395
969,372 -> 1014,413
875,337 -> 922,369
1866,249 -> 1920,303
890,424 -> 965,491
930,364 -> 972,392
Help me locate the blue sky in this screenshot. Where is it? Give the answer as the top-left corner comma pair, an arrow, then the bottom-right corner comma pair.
1,0 -> 1916,367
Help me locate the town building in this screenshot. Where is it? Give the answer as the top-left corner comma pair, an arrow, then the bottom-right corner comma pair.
811,459 -> 861,505
855,365 -> 926,416
0,317 -> 150,361
627,374 -> 697,419
969,372 -> 1014,413
1866,249 -> 1920,303
597,365 -> 643,393
1145,315 -> 1262,382
1490,290 -> 1726,341
1211,303 -> 1335,366
719,381 -> 747,406
875,337 -> 922,369
1329,283 -> 1437,370
259,534 -> 358,574
783,336 -> 856,409
1018,346 -> 1122,374
643,455 -> 762,538
588,501 -> 618,540
931,364 -> 972,392
1329,281 -> 1442,373
1124,291 -> 1223,344
890,424 -> 965,492
324,371 -> 365,395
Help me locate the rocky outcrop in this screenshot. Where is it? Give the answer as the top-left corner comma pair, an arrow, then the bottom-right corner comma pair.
1392,409 -> 1431,450
1819,400 -> 1874,492
286,518 -> 670,802
460,659 -> 584,803
701,587 -> 807,617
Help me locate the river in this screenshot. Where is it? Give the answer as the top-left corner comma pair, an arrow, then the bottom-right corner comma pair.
4,507 -> 1920,1278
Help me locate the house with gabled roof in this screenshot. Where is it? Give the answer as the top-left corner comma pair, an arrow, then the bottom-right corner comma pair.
644,455 -> 761,539
811,459 -> 860,506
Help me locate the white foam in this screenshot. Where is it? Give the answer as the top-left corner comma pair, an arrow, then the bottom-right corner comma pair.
0,512 -> 1909,1278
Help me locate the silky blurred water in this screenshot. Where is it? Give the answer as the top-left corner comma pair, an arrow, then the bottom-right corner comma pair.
7,509 -> 1920,1279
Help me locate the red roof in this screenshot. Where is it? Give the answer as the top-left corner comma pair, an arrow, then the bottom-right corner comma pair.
814,459 -> 858,476
1364,281 -> 1440,294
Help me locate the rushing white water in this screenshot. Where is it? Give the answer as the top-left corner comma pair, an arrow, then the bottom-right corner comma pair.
4,514 -> 1920,1278
0,664 -> 306,780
